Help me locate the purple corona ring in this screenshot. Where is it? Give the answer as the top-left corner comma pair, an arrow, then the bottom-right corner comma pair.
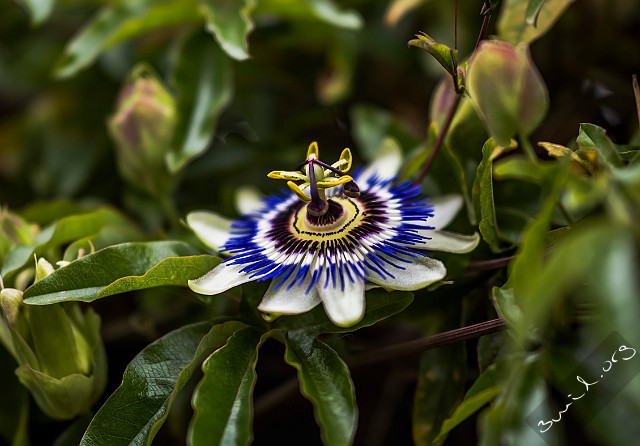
187,142 -> 479,327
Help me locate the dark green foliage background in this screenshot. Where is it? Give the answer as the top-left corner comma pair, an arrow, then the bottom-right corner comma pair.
1,0 -> 640,445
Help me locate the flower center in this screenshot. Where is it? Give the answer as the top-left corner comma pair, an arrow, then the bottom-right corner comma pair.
292,197 -> 364,241
267,142 -> 361,218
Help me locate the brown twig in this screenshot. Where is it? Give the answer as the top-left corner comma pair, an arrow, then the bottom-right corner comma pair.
348,317 -> 506,368
632,74 -> 640,130
414,94 -> 461,184
254,318 -> 506,417
467,255 -> 516,271
475,1 -> 492,51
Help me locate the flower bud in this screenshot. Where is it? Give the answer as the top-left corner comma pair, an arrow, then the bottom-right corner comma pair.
466,40 -> 548,147
0,285 -> 107,420
109,64 -> 176,196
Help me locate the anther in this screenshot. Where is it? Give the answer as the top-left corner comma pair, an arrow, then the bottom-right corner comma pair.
343,181 -> 360,198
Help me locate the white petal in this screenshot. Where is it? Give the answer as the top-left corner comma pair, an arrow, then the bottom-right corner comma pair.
235,185 -> 264,215
428,194 -> 463,229
318,277 -> 366,327
429,230 -> 480,253
188,262 -> 254,295
358,137 -> 402,185
415,230 -> 481,253
257,280 -> 321,315
366,255 -> 447,291
186,211 -> 232,251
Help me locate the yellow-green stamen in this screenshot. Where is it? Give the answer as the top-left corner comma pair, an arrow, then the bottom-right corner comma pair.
267,142 -> 358,219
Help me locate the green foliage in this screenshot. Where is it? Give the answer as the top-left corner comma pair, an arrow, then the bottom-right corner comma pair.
168,31 -> 234,173
285,331 -> 357,446
1,0 -> 639,444
23,242 -> 218,304
80,321 -> 245,446
189,327 -> 264,446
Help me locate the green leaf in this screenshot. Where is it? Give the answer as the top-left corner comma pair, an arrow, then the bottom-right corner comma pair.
443,97 -> 488,224
257,0 -> 362,30
408,33 -> 457,77
472,138 -> 518,252
285,331 -> 357,446
199,0 -> 256,61
18,199 -> 91,226
350,104 -> 418,162
577,123 -> 624,169
2,208 -> 135,279
55,0 -> 201,78
168,31 -> 234,172
491,286 -> 524,331
433,360 -> 507,444
515,221 -> 640,348
189,327 -> 264,446
23,242 -> 218,304
15,0 -> 55,25
273,288 -> 413,334
80,321 -> 245,446
498,0 -> 575,44
494,166 -> 567,343
525,0 -> 549,26
493,156 -> 551,183
317,30 -> 357,105
479,353 -> 553,446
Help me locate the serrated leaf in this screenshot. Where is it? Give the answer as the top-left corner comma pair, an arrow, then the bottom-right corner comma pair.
80,321 -> 245,446
285,331 -> 356,446
498,0 -> 574,44
409,33 -> 457,77
189,327 -> 264,446
55,0 -> 200,78
23,242 -> 218,304
168,31 -> 234,172
199,0 -> 256,61
273,288 -> 413,334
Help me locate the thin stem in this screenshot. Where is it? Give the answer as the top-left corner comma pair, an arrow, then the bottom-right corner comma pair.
632,74 -> 640,130
468,255 -> 516,271
519,133 -> 538,162
349,318 -> 506,368
475,2 -> 492,51
454,0 -> 458,51
415,94 -> 461,184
